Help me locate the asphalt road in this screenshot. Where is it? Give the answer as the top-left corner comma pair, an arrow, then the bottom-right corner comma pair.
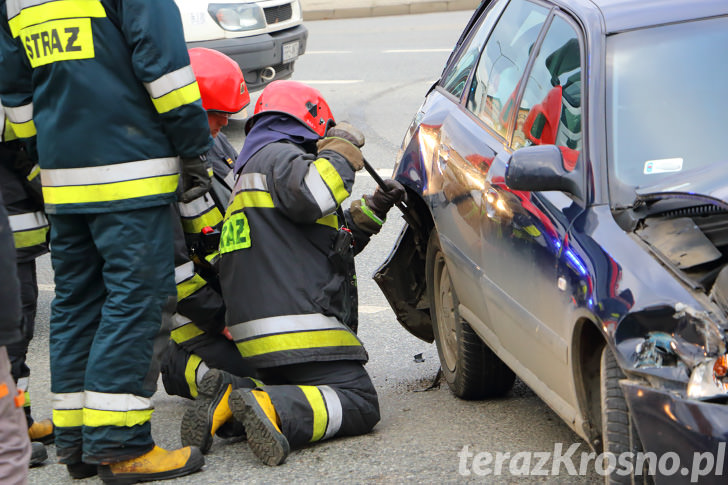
26,11 -> 600,484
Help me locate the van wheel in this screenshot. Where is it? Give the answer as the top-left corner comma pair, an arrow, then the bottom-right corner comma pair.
426,230 -> 515,400
600,346 -> 649,484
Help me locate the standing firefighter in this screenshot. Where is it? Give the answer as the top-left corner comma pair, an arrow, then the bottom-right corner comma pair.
0,103 -> 51,467
162,48 -> 258,428
0,1 -> 213,483
181,80 -> 406,465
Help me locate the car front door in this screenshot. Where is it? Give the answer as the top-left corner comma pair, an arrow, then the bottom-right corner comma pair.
463,1 -> 587,417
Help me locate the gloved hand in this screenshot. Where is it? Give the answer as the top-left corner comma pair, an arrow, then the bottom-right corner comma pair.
326,121 -> 365,148
180,155 -> 211,203
364,179 -> 406,219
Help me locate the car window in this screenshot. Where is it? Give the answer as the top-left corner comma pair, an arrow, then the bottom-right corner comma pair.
465,0 -> 549,139
512,14 -> 582,171
440,0 -> 507,98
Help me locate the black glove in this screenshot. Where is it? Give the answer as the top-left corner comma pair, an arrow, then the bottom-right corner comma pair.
180,155 -> 211,203
326,121 -> 365,148
364,179 -> 406,219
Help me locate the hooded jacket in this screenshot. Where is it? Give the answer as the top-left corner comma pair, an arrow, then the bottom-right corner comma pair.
219,131 -> 379,369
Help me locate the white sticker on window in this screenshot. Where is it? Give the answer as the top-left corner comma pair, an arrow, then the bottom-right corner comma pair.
644,158 -> 683,174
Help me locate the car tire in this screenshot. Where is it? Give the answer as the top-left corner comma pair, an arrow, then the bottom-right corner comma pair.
426,229 -> 515,400
600,346 -> 650,485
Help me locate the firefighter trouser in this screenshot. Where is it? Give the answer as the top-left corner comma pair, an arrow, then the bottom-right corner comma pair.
6,260 -> 38,427
161,335 -> 256,400
47,206 -> 176,464
254,360 -> 379,448
0,346 -> 31,485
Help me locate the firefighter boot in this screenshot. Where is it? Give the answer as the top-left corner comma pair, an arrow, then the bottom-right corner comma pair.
229,388 -> 289,466
97,446 -> 204,485
28,418 -> 54,444
29,442 -> 47,467
180,369 -> 234,454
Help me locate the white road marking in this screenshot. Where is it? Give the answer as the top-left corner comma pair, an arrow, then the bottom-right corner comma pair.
294,80 -> 363,84
38,283 -> 55,291
383,48 -> 451,53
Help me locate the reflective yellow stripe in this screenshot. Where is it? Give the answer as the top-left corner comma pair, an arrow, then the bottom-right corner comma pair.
27,164 -> 40,181
299,386 -> 327,442
42,173 -> 178,205
83,408 -> 153,428
316,213 -> 338,229
13,226 -> 48,248
185,354 -> 203,398
151,81 -> 201,114
53,408 -> 83,427
3,117 -> 18,141
313,158 -> 348,204
205,251 -> 219,265
8,119 -> 36,138
8,0 -> 106,37
227,190 -> 274,215
20,18 -> 95,68
177,273 -> 207,301
236,329 -> 361,357
181,207 -> 223,234
23,391 -> 31,408
171,323 -> 205,344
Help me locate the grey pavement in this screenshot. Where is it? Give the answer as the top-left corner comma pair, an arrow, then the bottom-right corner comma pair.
300,0 -> 481,20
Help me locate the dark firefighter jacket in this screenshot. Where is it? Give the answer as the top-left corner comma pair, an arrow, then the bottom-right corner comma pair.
219,139 -> 381,369
0,111 -> 48,262
0,0 -> 213,214
172,134 -> 236,344
0,188 -> 22,347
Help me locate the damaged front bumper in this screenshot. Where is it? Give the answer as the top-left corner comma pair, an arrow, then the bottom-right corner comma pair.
622,381 -> 728,485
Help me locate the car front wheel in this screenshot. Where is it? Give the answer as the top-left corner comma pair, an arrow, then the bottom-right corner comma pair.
426,229 -> 515,400
600,345 -> 650,485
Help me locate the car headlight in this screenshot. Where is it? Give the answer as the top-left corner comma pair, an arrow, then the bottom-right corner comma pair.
208,3 -> 265,31
687,355 -> 728,400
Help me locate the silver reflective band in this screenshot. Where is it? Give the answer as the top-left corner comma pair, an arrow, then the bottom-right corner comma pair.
145,66 -> 196,99
85,391 -> 153,411
196,362 -> 210,386
6,0 -> 50,21
3,102 -> 33,123
172,313 -> 192,330
223,170 -> 235,191
229,313 -> 348,341
16,377 -> 29,391
236,172 -> 268,192
41,157 -> 179,187
8,211 -> 48,232
178,194 -> 215,218
52,392 -> 85,410
175,261 -> 195,284
304,163 -> 337,215
319,385 -> 343,440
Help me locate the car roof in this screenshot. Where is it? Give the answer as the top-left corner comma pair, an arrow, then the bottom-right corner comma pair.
579,0 -> 728,34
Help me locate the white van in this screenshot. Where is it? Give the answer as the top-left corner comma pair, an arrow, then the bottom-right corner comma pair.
175,0 -> 307,91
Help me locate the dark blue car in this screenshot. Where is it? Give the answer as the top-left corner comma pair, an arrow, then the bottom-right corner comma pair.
374,0 -> 728,483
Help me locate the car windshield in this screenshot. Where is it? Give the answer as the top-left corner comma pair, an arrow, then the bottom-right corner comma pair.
606,15 -> 728,207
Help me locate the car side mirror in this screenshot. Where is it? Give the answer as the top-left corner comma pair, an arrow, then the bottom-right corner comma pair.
505,145 -> 584,201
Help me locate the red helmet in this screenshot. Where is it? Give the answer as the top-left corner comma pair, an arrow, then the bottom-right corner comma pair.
245,80 -> 334,137
189,48 -> 250,114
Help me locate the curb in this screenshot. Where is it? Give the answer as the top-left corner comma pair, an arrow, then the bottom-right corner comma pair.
301,0 -> 481,21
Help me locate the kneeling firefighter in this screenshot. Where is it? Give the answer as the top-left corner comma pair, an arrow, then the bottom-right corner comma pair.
161,48 -> 259,433
180,80 -> 406,465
